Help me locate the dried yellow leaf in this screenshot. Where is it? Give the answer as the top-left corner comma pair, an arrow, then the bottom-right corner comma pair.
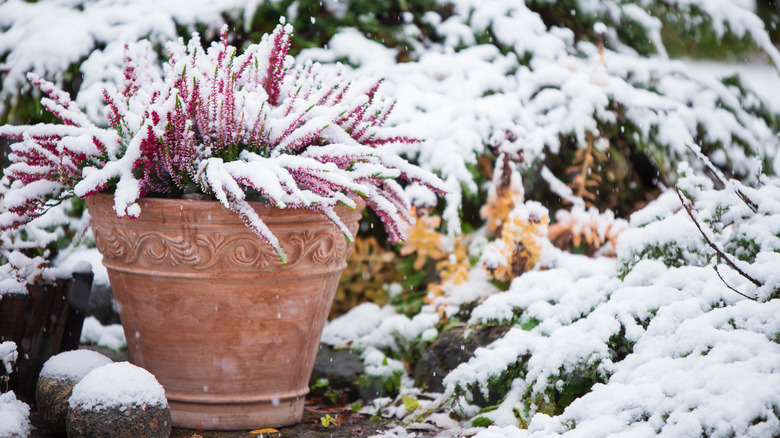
400,208 -> 445,270
250,428 -> 279,434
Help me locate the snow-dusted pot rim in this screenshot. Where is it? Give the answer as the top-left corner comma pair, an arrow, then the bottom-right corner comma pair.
85,191 -> 362,429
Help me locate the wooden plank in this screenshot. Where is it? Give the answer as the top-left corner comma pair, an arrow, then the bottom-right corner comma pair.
0,293 -> 29,344
3,278 -> 72,405
0,272 -> 92,405
60,271 -> 94,352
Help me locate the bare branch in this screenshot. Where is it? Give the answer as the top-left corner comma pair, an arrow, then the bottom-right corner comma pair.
675,187 -> 762,289
713,265 -> 757,301
685,143 -> 758,213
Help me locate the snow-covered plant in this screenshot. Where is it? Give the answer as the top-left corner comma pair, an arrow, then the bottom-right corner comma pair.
377,0 -> 780,220
481,201 -> 552,282
548,205 -> 629,256
0,22 -> 451,262
619,157 -> 780,302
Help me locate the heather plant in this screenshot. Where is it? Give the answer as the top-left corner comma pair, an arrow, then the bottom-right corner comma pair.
0,22 -> 452,262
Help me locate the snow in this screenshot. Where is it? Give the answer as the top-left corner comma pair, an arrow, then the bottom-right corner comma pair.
345,170 -> 780,438
0,342 -> 17,375
39,349 -> 113,381
0,391 -> 31,438
323,302 -> 440,353
321,303 -> 398,346
55,248 -> 109,287
68,362 -> 167,411
80,316 -> 127,351
684,60 -> 780,113
436,249 -> 780,437
0,251 -> 69,295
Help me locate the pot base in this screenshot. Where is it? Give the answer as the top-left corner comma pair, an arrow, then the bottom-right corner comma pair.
170,396 -> 304,430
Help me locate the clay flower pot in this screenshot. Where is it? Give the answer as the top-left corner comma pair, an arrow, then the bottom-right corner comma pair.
86,193 -> 362,429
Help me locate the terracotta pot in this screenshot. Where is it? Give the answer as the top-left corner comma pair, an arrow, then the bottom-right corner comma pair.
86,193 -> 362,430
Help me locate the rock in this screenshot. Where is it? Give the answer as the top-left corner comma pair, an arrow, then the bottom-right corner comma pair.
86,283 -> 121,325
309,344 -> 364,404
413,324 -> 511,399
66,362 -> 170,438
67,403 -> 171,438
36,350 -> 113,433
310,344 -> 364,390
79,343 -> 130,363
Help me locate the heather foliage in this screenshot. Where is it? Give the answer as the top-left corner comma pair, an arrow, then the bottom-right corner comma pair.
0,22 -> 451,261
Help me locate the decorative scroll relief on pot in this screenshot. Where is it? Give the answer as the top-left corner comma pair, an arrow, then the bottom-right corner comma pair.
91,224 -> 353,271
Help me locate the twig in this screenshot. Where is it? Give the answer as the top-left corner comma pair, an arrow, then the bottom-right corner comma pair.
685,143 -> 758,213
675,187 -> 762,290
713,265 -> 757,301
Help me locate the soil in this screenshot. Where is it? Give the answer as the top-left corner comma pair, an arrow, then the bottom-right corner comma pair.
170,409 -> 391,438
30,405 -> 427,438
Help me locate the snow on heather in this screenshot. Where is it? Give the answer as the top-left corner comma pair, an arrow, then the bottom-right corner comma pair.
1,21 -> 456,262
69,362 -> 167,411
0,391 -> 31,438
40,349 -> 113,381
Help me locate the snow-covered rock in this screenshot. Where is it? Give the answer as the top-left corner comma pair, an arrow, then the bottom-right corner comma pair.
37,349 -> 113,433
67,362 -> 170,437
40,350 -> 114,382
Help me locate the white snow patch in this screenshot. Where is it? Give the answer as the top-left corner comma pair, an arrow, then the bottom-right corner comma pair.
0,342 -> 17,374
684,60 -> 780,113
322,302 -> 398,347
39,349 -> 113,381
80,316 -> 127,351
0,391 -> 31,438
55,248 -> 109,287
68,362 -> 167,410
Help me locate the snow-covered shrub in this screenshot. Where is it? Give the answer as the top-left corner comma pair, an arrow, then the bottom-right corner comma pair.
434,241 -> 780,437
420,0 -> 779,212
0,22 -> 452,261
619,160 -> 780,302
